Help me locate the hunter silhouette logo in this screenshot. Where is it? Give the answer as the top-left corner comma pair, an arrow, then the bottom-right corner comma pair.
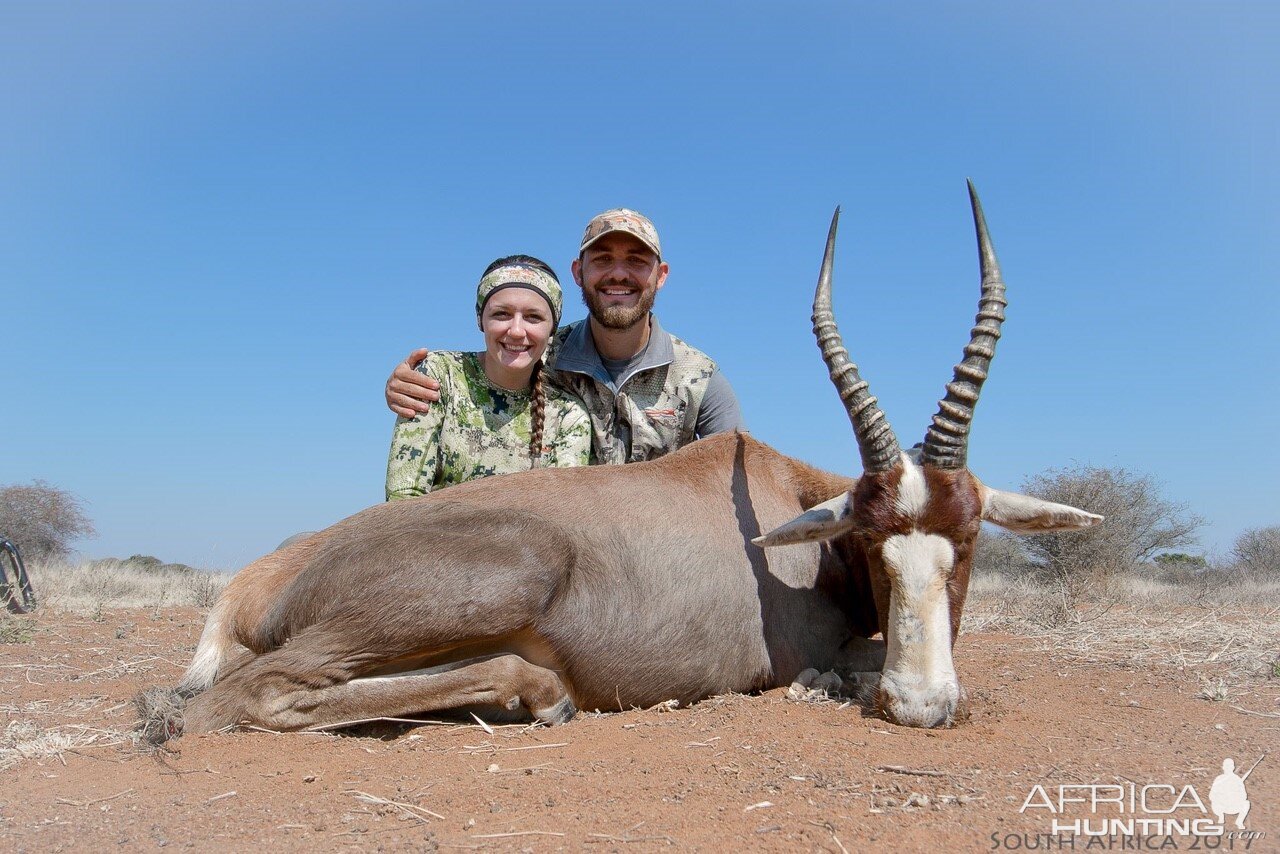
1010,753 -> 1269,843
1210,755 -> 1262,830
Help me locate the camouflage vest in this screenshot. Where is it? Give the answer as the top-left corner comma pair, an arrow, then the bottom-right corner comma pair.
546,318 -> 717,465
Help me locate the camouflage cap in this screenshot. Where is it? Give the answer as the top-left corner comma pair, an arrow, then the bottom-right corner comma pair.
476,263 -> 563,328
579,208 -> 662,259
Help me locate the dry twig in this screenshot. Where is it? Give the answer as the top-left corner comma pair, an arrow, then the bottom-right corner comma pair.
459,741 -> 568,754
587,821 -> 675,845
807,820 -> 849,854
345,789 -> 445,822
304,715 -> 457,732
875,765 -> 953,778
55,788 -> 134,808
471,831 -> 566,839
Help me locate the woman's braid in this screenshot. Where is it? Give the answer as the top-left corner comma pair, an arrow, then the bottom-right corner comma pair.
528,360 -> 546,467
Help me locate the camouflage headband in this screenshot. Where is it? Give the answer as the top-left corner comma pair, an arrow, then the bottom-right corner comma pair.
475,264 -> 563,328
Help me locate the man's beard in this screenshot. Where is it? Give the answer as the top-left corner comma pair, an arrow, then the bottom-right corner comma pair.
581,282 -> 657,330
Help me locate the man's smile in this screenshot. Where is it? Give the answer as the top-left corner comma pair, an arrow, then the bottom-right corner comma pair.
599,286 -> 638,298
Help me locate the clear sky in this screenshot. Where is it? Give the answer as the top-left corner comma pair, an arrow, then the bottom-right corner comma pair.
3,2 -> 1276,570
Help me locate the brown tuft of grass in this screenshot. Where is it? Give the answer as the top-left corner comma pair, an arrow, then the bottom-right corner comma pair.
134,686 -> 188,745
0,614 -> 37,644
1197,678 -> 1229,702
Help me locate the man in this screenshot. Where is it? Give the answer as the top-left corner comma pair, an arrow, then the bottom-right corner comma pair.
385,208 -> 743,464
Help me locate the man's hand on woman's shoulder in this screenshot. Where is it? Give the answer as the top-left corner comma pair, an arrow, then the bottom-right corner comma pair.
386,348 -> 441,417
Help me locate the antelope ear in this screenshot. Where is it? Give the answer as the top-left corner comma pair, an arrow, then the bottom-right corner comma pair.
980,486 -> 1104,533
753,492 -> 858,548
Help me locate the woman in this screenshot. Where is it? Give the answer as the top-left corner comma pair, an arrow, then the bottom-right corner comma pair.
385,256 -> 591,498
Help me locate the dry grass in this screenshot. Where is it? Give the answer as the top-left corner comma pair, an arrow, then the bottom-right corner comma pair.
0,719 -> 129,771
964,571 -> 1280,693
969,565 -> 1280,609
24,558 -> 230,615
0,673 -> 178,774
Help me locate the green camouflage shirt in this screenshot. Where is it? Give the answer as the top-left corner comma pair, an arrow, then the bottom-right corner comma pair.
385,351 -> 591,498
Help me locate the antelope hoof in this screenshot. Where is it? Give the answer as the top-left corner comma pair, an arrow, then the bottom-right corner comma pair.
788,668 -> 843,701
533,696 -> 577,725
788,668 -> 821,697
811,670 -> 843,693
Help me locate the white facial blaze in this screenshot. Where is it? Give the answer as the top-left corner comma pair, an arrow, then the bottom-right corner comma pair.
880,531 -> 960,725
894,453 -> 929,519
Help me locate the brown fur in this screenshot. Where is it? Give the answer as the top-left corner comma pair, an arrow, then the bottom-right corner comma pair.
171,433 -> 893,737
920,468 -> 983,642
225,534 -> 329,654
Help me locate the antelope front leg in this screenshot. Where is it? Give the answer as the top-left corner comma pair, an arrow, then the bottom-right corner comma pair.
185,653 -> 576,734
836,636 -> 887,672
297,654 -> 577,729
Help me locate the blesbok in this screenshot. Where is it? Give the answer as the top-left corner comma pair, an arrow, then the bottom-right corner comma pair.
160,183 -> 1100,737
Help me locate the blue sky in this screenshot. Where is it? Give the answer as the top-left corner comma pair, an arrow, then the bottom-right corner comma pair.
3,2 -> 1276,569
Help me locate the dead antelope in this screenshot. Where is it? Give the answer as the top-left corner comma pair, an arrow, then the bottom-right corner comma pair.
160,183 -> 1100,737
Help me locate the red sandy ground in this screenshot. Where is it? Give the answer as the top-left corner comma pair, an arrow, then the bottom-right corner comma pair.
1,608 -> 1276,852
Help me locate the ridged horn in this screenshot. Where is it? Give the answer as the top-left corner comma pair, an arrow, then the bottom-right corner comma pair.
812,207 -> 901,474
919,180 -> 1008,469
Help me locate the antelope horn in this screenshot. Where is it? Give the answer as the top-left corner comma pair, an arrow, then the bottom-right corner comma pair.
812,207 -> 901,473
920,180 -> 1008,469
